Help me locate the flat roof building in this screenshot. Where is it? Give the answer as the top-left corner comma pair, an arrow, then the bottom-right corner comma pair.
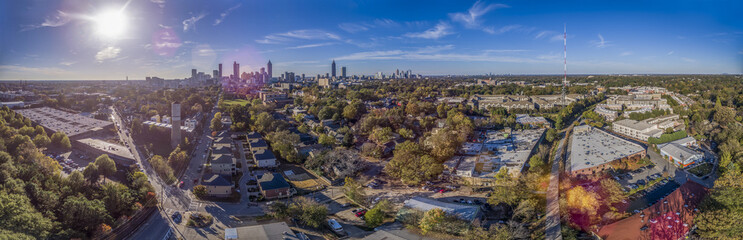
224,222 -> 301,240
16,107 -> 113,139
569,126 -> 646,178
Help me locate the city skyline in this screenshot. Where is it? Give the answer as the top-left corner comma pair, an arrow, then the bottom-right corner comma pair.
1,0 -> 743,80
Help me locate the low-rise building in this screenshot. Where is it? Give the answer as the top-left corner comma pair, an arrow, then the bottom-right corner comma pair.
202,174 -> 233,197
397,196 -> 482,225
224,222 -> 301,240
658,137 -> 703,168
257,173 -> 293,199
569,125 -> 646,178
248,139 -> 269,151
253,149 -> 278,168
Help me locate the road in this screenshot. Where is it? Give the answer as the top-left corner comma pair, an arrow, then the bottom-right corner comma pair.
111,106 -> 217,240
545,136 -> 565,240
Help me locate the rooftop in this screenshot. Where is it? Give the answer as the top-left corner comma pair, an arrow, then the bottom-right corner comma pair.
257,173 -> 290,191
224,222 -> 300,240
253,149 -> 276,160
203,174 -> 232,186
16,107 -> 112,138
570,126 -> 645,172
402,196 -> 481,222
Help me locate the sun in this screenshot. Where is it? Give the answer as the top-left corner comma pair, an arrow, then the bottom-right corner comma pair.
93,9 -> 127,39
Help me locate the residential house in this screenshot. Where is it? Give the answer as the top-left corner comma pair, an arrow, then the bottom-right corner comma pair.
202,174 -> 233,197
257,173 -> 293,199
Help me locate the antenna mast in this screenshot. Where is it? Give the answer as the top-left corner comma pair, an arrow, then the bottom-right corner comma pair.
562,24 -> 567,105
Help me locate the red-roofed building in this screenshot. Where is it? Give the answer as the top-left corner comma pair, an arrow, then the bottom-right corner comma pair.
597,181 -> 708,240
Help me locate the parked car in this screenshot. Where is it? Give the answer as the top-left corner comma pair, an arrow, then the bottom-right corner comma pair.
327,219 -> 344,235
355,210 -> 367,217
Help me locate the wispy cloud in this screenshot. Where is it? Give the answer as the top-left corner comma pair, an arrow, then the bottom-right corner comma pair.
22,10 -> 70,31
286,42 -> 335,49
214,4 -> 241,26
449,1 -> 509,29
620,51 -> 633,56
590,34 -> 611,48
95,47 -> 122,62
374,19 -> 400,28
483,24 -> 521,34
667,51 -> 675,55
338,23 -> 369,33
404,21 -> 453,39
256,29 -> 341,44
681,57 -> 696,63
183,13 -> 206,32
535,30 -> 553,39
335,46 -> 542,63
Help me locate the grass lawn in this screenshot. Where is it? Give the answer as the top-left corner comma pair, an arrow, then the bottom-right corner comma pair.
688,163 -> 713,177
222,99 -> 250,106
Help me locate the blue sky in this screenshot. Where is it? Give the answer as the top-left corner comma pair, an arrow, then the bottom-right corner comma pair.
1,0 -> 742,80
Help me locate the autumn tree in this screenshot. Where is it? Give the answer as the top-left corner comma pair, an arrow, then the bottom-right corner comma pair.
211,112 -> 223,131
384,141 -> 443,185
343,177 -> 366,205
193,185 -> 208,198
565,186 -> 600,216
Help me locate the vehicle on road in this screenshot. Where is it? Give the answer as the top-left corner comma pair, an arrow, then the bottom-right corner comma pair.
172,212 -> 182,224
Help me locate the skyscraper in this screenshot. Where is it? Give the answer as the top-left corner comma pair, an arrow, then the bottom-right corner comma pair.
213,70 -> 219,80
218,63 -> 223,78
267,60 -> 273,79
341,66 -> 347,78
331,60 -> 336,77
191,69 -> 197,80
171,102 -> 181,148
233,61 -> 239,80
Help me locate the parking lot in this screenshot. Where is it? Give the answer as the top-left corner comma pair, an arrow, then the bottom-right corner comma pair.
47,150 -> 94,175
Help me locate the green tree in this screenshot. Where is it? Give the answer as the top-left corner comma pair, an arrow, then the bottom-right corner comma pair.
193,185 -> 207,198
528,155 -> 545,173
343,100 -> 365,120
32,134 -> 51,148
369,127 -> 392,145
51,131 -> 71,149
343,177 -> 366,205
0,192 -> 54,238
34,125 -> 46,136
95,154 -> 117,181
254,112 -> 275,133
83,162 -> 100,184
100,182 -> 135,217
318,134 -> 336,147
365,208 -> 385,228
397,128 -> 415,139
545,128 -> 558,142
60,195 -> 112,234
211,112 -> 223,131
167,146 -> 188,170
419,208 -> 446,235
267,130 -> 301,162
288,197 -> 328,228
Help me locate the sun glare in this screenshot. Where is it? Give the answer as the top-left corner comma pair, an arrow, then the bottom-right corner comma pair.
94,9 -> 127,39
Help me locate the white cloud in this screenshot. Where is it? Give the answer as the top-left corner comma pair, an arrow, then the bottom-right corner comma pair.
590,34 -> 611,48
286,42 -> 335,49
95,47 -> 121,62
151,0 -> 166,8
214,4 -> 241,26
22,10 -> 70,31
338,23 -> 369,33
681,57 -> 696,63
667,51 -> 675,55
449,1 -> 509,29
256,29 -> 342,44
550,34 -> 564,42
620,51 -> 633,56
404,21 -> 453,39
183,13 -> 206,32
59,61 -> 76,66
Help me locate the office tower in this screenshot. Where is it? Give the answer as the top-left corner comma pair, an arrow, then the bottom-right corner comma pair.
267,60 -> 272,79
331,60 -> 336,77
213,70 -> 219,80
301,74 -> 305,81
171,102 -> 181,148
218,63 -> 223,78
341,67 -> 347,78
191,69 -> 197,79
326,73 -> 329,78
233,61 -> 239,80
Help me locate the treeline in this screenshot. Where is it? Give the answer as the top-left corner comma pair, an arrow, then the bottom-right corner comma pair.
0,106 -> 156,239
